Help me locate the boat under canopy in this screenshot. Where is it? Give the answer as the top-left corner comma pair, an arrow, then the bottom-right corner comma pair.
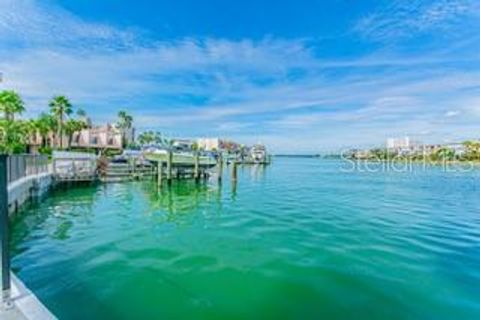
144,152 -> 217,168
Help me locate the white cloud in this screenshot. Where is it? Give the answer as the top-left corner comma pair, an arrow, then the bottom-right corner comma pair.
355,0 -> 479,41
1,0 -> 480,152
444,110 -> 460,117
0,0 -> 137,49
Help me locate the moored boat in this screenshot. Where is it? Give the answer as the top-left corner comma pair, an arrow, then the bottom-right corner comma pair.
144,150 -> 217,168
249,144 -> 270,164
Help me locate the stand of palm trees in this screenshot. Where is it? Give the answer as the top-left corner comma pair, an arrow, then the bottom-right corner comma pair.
117,111 -> 133,148
0,90 -> 89,154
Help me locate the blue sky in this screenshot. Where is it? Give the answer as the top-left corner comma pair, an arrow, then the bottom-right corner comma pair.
1,0 -> 480,152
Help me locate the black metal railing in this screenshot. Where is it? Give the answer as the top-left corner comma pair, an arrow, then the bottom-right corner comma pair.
1,155 -> 11,301
6,154 -> 49,184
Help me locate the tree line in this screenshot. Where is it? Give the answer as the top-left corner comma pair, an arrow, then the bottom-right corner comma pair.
0,90 -> 133,154
354,142 -> 480,162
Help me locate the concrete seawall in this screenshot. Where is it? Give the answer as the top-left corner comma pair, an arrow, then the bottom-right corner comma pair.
0,274 -> 56,320
2,173 -> 57,319
7,173 -> 53,216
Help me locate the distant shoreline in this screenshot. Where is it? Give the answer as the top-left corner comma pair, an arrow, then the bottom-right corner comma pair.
274,154 -> 321,158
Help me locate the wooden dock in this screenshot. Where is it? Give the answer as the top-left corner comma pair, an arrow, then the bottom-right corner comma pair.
53,157 -> 98,182
145,151 -> 220,185
144,152 -> 217,167
51,151 -> 234,185
101,161 -> 155,183
51,151 -> 102,183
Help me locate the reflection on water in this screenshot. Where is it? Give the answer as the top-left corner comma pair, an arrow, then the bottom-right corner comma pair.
11,184 -> 100,253
245,163 -> 267,182
12,164 -> 268,248
142,180 -> 220,222
140,163 -> 268,217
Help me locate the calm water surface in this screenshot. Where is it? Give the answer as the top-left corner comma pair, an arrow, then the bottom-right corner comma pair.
10,159 -> 480,319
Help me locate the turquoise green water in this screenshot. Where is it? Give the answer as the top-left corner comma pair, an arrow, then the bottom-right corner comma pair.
10,159 -> 480,319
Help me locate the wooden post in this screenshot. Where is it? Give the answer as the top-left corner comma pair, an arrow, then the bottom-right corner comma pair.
131,158 -> 136,179
167,151 -> 173,184
194,152 -> 200,181
0,155 -> 12,307
217,153 -> 223,182
231,161 -> 237,181
231,161 -> 237,199
157,161 -> 163,187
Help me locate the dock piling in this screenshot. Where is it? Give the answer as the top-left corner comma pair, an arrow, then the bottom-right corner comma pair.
231,161 -> 238,181
157,162 -> 163,187
194,152 -> 200,181
167,151 -> 173,184
218,154 -> 223,182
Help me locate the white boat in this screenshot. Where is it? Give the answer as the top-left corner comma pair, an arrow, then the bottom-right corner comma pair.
250,145 -> 269,164
144,150 -> 217,167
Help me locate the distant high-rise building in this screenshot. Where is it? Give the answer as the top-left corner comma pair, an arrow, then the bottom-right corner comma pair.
386,136 -> 411,150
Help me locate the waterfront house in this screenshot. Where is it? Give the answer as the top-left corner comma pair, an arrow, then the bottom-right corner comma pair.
197,137 -> 241,152
71,124 -> 120,150
70,124 -> 133,151
27,121 -> 134,153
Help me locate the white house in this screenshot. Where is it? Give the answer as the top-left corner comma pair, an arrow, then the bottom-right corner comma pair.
70,124 -> 125,150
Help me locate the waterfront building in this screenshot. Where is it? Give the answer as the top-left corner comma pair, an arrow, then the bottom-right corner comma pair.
386,136 -> 423,155
386,136 -> 411,150
70,124 -> 133,150
197,138 -> 221,151
27,122 -> 134,153
197,138 -> 241,152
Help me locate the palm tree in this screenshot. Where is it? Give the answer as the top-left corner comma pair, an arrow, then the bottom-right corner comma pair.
154,131 -> 164,145
117,110 -> 133,148
0,119 -> 28,154
76,108 -> 86,117
49,95 -> 73,149
25,119 -> 39,146
36,113 -> 56,148
64,119 -> 87,149
432,147 -> 454,162
0,90 -> 25,121
138,131 -> 154,146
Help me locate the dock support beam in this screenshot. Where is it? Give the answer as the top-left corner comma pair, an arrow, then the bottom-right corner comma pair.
194,152 -> 200,182
231,161 -> 238,181
0,155 -> 12,308
217,154 -> 223,182
167,151 -> 173,185
132,158 -> 137,179
157,162 -> 163,187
